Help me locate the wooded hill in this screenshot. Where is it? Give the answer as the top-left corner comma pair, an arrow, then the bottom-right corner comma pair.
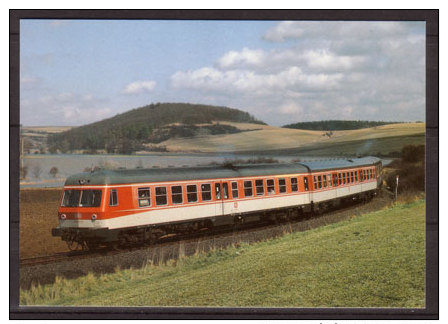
282,120 -> 407,131
47,103 -> 266,154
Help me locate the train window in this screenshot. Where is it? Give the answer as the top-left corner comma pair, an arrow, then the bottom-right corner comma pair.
80,190 -> 102,207
110,189 -> 119,206
313,176 -> 318,189
222,183 -> 229,199
355,171 -> 358,182
215,183 -> 222,200
187,185 -> 198,203
323,175 -> 327,188
278,178 -> 287,193
155,187 -> 167,205
327,174 -> 332,187
267,179 -> 275,194
333,174 -> 338,187
304,177 -> 309,191
244,180 -> 253,197
138,188 -> 150,207
338,173 -> 342,185
318,175 -> 322,189
351,172 -> 354,183
61,189 -> 81,207
231,182 -> 239,198
255,179 -> 264,196
201,184 -> 212,201
291,177 -> 298,192
171,186 -> 183,204
342,173 -> 346,184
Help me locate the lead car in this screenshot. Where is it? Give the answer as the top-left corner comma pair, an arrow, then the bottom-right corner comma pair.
52,156 -> 383,250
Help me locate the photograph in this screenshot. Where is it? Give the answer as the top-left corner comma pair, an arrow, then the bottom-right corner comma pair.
11,10 -> 437,319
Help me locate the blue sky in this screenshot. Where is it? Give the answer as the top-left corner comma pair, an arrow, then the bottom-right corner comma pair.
20,20 -> 425,126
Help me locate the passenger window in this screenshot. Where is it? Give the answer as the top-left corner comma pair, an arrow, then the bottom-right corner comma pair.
333,174 -> 338,187
278,178 -> 287,193
313,176 -> 318,189
215,183 -> 222,200
231,182 -> 239,198
338,173 -> 342,185
355,171 -> 358,182
222,183 -> 229,199
244,180 -> 253,197
323,175 -> 327,188
110,189 -> 119,206
347,172 -> 350,184
327,174 -> 332,187
291,177 -> 298,192
267,179 -> 275,194
171,186 -> 183,204
304,177 -> 309,191
318,175 -> 322,189
138,187 -> 150,207
351,171 -> 354,183
187,184 -> 197,203
255,179 -> 264,196
343,173 -> 346,184
155,187 -> 167,205
201,184 -> 212,201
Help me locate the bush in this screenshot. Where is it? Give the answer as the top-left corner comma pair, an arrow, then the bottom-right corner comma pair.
49,167 -> 59,178
401,144 -> 425,163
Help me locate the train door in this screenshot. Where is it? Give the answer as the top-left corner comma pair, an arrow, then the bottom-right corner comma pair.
214,181 -> 230,216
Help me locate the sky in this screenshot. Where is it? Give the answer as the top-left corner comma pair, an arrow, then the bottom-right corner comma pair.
20,20 -> 426,126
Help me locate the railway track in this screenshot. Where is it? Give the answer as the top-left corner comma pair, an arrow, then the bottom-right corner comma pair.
20,193 -> 390,268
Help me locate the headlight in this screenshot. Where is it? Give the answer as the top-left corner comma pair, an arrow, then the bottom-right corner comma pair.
60,214 -> 66,220
91,214 -> 97,221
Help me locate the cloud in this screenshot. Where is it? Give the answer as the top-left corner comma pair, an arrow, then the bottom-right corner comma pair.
122,80 -> 157,95
49,20 -> 67,28
170,21 -> 425,126
263,21 -> 305,42
20,92 -> 112,126
217,47 -> 266,69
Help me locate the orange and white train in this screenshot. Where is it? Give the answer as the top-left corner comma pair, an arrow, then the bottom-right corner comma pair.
52,157 -> 383,249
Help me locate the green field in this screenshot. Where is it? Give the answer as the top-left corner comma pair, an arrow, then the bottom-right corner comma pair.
21,200 -> 425,308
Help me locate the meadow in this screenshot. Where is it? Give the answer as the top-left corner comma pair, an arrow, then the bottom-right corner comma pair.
21,199 -> 425,308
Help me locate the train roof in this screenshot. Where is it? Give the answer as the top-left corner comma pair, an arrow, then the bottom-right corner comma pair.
299,156 -> 382,172
64,156 -> 381,186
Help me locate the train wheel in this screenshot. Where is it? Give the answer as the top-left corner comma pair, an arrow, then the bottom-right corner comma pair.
66,238 -> 81,251
86,241 -> 100,251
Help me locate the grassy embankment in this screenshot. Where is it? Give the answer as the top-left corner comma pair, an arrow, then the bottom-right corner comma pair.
21,199 -> 425,308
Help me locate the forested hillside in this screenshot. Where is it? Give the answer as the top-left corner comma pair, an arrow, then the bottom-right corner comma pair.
47,103 -> 265,154
282,120 -> 406,131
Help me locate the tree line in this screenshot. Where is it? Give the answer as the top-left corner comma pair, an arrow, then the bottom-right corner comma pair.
282,120 -> 404,131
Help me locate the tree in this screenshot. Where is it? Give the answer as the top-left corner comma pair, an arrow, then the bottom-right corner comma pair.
32,164 -> 42,179
49,166 -> 59,178
20,165 -> 28,179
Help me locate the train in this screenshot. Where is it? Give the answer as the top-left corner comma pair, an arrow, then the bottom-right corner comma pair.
52,156 -> 383,250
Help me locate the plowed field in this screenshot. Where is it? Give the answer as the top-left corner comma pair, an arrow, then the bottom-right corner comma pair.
19,189 -> 67,259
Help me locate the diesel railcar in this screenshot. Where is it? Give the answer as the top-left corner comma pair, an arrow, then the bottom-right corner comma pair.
52,157 -> 383,249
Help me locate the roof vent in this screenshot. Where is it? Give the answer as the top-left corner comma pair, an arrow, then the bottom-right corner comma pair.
348,159 -> 353,162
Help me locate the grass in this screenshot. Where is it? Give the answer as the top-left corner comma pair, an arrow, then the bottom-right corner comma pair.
160,122 -> 424,153
20,199 -> 425,308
